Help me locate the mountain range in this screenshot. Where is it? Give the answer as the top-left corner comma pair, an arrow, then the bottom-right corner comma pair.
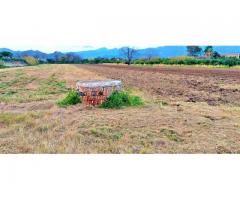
1,46 -> 240,59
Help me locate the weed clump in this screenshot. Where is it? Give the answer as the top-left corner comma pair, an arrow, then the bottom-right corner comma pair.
100,91 -> 143,109
90,127 -> 123,140
57,90 -> 81,107
24,56 -> 39,66
0,60 -> 4,67
0,112 -> 41,126
160,128 -> 183,142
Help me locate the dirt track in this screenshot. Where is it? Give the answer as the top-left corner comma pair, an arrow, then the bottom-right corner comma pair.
77,64 -> 240,106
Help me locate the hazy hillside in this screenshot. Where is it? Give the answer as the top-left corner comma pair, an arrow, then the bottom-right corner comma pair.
1,46 -> 240,59
72,46 -> 187,58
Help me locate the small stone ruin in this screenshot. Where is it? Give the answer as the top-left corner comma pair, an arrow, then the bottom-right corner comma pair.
76,80 -> 122,106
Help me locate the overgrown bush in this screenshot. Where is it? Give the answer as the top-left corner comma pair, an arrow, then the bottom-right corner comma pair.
57,90 -> 81,107
0,59 -> 4,67
24,56 -> 39,66
100,91 -> 143,109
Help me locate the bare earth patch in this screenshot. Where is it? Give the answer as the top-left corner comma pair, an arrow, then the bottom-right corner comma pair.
79,64 -> 240,106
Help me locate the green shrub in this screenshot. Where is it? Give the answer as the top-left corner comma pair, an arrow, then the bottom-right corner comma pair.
0,59 -> 4,67
57,90 -> 81,107
100,91 -> 143,109
160,128 -> 183,142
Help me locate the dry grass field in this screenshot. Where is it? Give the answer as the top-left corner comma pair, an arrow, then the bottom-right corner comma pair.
0,64 -> 240,153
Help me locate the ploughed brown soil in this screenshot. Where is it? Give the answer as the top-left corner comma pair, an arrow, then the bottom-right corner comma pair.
78,64 -> 240,106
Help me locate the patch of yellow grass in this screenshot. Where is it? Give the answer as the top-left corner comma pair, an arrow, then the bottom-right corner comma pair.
0,64 -> 106,103
24,64 -> 105,88
219,84 -> 240,90
0,112 -> 43,127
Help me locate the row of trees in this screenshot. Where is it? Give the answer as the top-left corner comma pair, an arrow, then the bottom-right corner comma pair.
0,48 -> 137,65
134,57 -> 240,67
1,46 -> 238,67
119,46 -> 221,64
0,51 -> 13,58
45,47 -> 136,65
121,46 -> 222,64
122,46 -> 222,64
186,46 -> 220,58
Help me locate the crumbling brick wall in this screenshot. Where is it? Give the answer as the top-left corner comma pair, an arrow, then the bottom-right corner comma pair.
76,80 -> 122,106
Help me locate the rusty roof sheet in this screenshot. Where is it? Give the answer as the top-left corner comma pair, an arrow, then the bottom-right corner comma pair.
76,80 -> 122,88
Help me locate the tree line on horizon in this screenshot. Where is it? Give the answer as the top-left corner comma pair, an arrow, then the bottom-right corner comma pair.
186,46 -> 221,58
1,46 -> 240,67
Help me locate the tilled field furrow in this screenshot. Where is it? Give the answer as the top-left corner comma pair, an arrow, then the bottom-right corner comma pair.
77,64 -> 240,106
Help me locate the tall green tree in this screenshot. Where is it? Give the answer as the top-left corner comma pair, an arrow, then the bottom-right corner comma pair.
204,46 -> 221,58
204,46 -> 214,57
0,51 -> 13,58
186,46 -> 202,57
204,46 -> 213,54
